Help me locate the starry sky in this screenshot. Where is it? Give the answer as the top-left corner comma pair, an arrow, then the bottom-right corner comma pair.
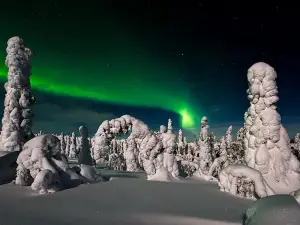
0,0 -> 299,139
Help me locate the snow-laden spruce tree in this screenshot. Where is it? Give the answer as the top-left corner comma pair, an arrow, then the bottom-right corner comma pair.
65,135 -> 70,157
69,132 -> 77,158
225,125 -> 232,148
124,138 -> 139,171
60,132 -> 66,155
294,133 -> 300,159
225,126 -> 234,163
78,126 -> 93,166
244,62 -> 300,193
198,116 -> 212,174
230,127 -> 246,164
0,37 -> 35,152
209,132 -> 217,160
108,138 -> 124,171
177,129 -> 184,155
183,136 -> 187,154
208,136 -> 229,177
160,119 -> 179,178
93,132 -> 110,163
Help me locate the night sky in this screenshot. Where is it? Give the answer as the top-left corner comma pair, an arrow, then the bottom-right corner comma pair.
0,0 -> 299,139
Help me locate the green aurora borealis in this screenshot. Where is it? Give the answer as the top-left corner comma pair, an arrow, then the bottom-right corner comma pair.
0,54 -> 201,129
0,5 -> 205,129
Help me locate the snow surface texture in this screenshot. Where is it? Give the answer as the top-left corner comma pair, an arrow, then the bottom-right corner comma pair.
243,195 -> 300,225
15,134 -> 101,193
244,62 -> 300,193
0,174 -> 251,225
0,36 -> 35,152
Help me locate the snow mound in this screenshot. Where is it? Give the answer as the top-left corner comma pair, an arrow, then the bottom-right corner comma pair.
62,164 -> 103,188
148,166 -> 177,182
243,195 -> 300,225
78,164 -> 103,182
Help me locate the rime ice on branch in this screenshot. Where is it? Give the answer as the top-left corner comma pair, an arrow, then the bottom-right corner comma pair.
0,37 -> 35,152
244,62 -> 300,193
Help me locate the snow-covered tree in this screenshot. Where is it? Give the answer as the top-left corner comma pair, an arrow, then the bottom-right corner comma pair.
108,138 -> 124,171
0,37 -> 35,152
161,118 -> 179,178
183,136 -> 187,154
225,126 -> 234,163
209,132 -> 217,160
93,132 -> 110,164
244,62 -> 300,193
229,127 -> 246,164
78,126 -> 93,166
225,125 -> 232,148
97,115 -> 167,179
198,116 -> 212,174
294,133 -> 300,159
69,132 -> 77,158
124,138 -> 139,171
65,135 -> 70,157
177,129 -> 184,155
237,127 -> 246,143
208,136 -> 229,177
60,132 -> 66,155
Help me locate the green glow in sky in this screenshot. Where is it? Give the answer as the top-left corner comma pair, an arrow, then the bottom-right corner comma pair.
0,57 -> 201,129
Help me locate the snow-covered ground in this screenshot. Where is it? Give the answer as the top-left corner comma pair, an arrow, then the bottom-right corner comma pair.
0,169 -> 252,225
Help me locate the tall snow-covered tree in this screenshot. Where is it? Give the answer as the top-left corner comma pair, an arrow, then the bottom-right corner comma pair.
60,132 -> 66,155
0,36 -> 35,152
225,125 -> 232,148
244,62 -> 300,193
78,126 -> 93,166
177,129 -> 184,155
69,132 -> 77,158
198,116 -> 212,173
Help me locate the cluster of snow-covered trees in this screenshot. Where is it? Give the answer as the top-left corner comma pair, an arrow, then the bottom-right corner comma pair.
1,37 -> 300,201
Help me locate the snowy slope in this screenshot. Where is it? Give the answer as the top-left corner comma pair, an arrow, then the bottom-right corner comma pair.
0,170 -> 252,225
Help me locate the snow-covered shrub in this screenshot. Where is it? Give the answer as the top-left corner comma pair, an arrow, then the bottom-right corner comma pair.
15,134 -> 103,194
218,164 -> 275,199
15,135 -> 67,193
